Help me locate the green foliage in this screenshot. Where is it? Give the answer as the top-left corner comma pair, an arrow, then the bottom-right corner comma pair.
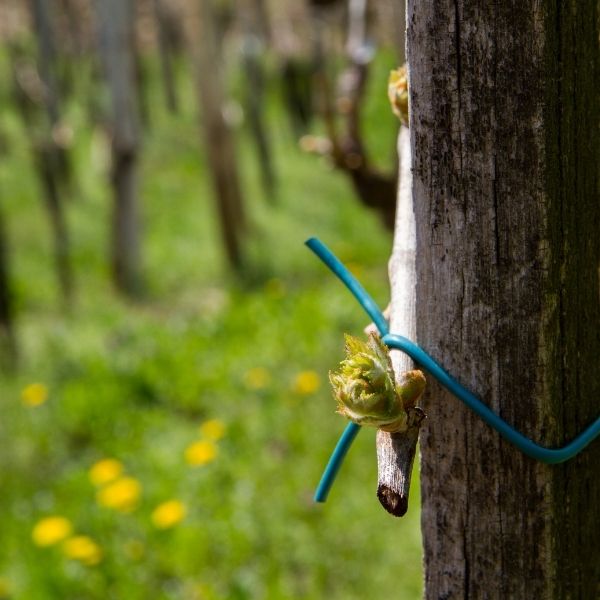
0,50 -> 422,599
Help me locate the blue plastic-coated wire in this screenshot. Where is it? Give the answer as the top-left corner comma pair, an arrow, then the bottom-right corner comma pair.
314,422 -> 361,502
305,238 -> 389,337
306,236 -> 600,502
307,237 -> 387,501
382,334 -> 600,465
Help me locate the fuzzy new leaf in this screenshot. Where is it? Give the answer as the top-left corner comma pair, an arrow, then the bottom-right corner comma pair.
330,333 -> 424,433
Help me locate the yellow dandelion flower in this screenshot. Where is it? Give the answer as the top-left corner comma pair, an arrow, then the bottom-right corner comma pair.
199,419 -> 226,441
96,477 -> 141,512
243,367 -> 271,390
292,370 -> 321,395
151,499 -> 186,529
88,458 -> 124,486
32,516 -> 73,547
185,440 -> 217,467
21,383 -> 48,407
62,535 -> 102,566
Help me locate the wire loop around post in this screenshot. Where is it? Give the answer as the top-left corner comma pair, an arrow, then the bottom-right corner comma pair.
306,237 -> 600,503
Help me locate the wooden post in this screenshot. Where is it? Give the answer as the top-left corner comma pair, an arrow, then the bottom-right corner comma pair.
402,0 -> 600,596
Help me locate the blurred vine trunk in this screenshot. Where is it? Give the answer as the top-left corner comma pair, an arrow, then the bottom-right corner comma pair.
268,0 -> 313,137
239,0 -> 277,202
26,0 -> 75,307
94,0 -> 144,296
152,0 -> 182,114
132,9 -> 151,129
402,0 -> 600,597
29,0 -> 60,123
0,205 -> 17,371
387,0 -> 405,64
58,0 -> 87,59
185,0 -> 246,271
309,0 -> 397,230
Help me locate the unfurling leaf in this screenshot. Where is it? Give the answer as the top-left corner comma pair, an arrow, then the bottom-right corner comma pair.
330,333 -> 425,433
388,64 -> 409,126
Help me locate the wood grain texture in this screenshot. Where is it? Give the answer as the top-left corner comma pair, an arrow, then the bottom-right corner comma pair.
406,0 -> 599,597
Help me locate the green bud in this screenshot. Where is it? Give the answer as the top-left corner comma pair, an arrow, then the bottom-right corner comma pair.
330,334 -> 426,433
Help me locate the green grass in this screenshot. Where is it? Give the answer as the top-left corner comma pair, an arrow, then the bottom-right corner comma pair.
0,48 -> 422,599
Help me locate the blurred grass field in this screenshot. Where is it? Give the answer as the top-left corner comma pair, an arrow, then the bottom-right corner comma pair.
0,51 -> 423,599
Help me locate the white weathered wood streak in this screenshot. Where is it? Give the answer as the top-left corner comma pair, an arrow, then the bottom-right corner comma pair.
406,0 -> 600,597
376,125 -> 423,516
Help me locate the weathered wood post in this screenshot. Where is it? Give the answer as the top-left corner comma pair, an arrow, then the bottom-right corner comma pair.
397,1 -> 600,597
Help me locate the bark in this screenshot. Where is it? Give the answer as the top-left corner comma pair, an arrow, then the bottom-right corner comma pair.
404,0 -> 600,597
94,0 -> 143,296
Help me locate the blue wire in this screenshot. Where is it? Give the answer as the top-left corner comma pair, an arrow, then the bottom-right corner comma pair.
305,238 -> 389,336
382,334 -> 600,465
306,237 -> 387,502
314,422 -> 361,502
306,237 -> 600,502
